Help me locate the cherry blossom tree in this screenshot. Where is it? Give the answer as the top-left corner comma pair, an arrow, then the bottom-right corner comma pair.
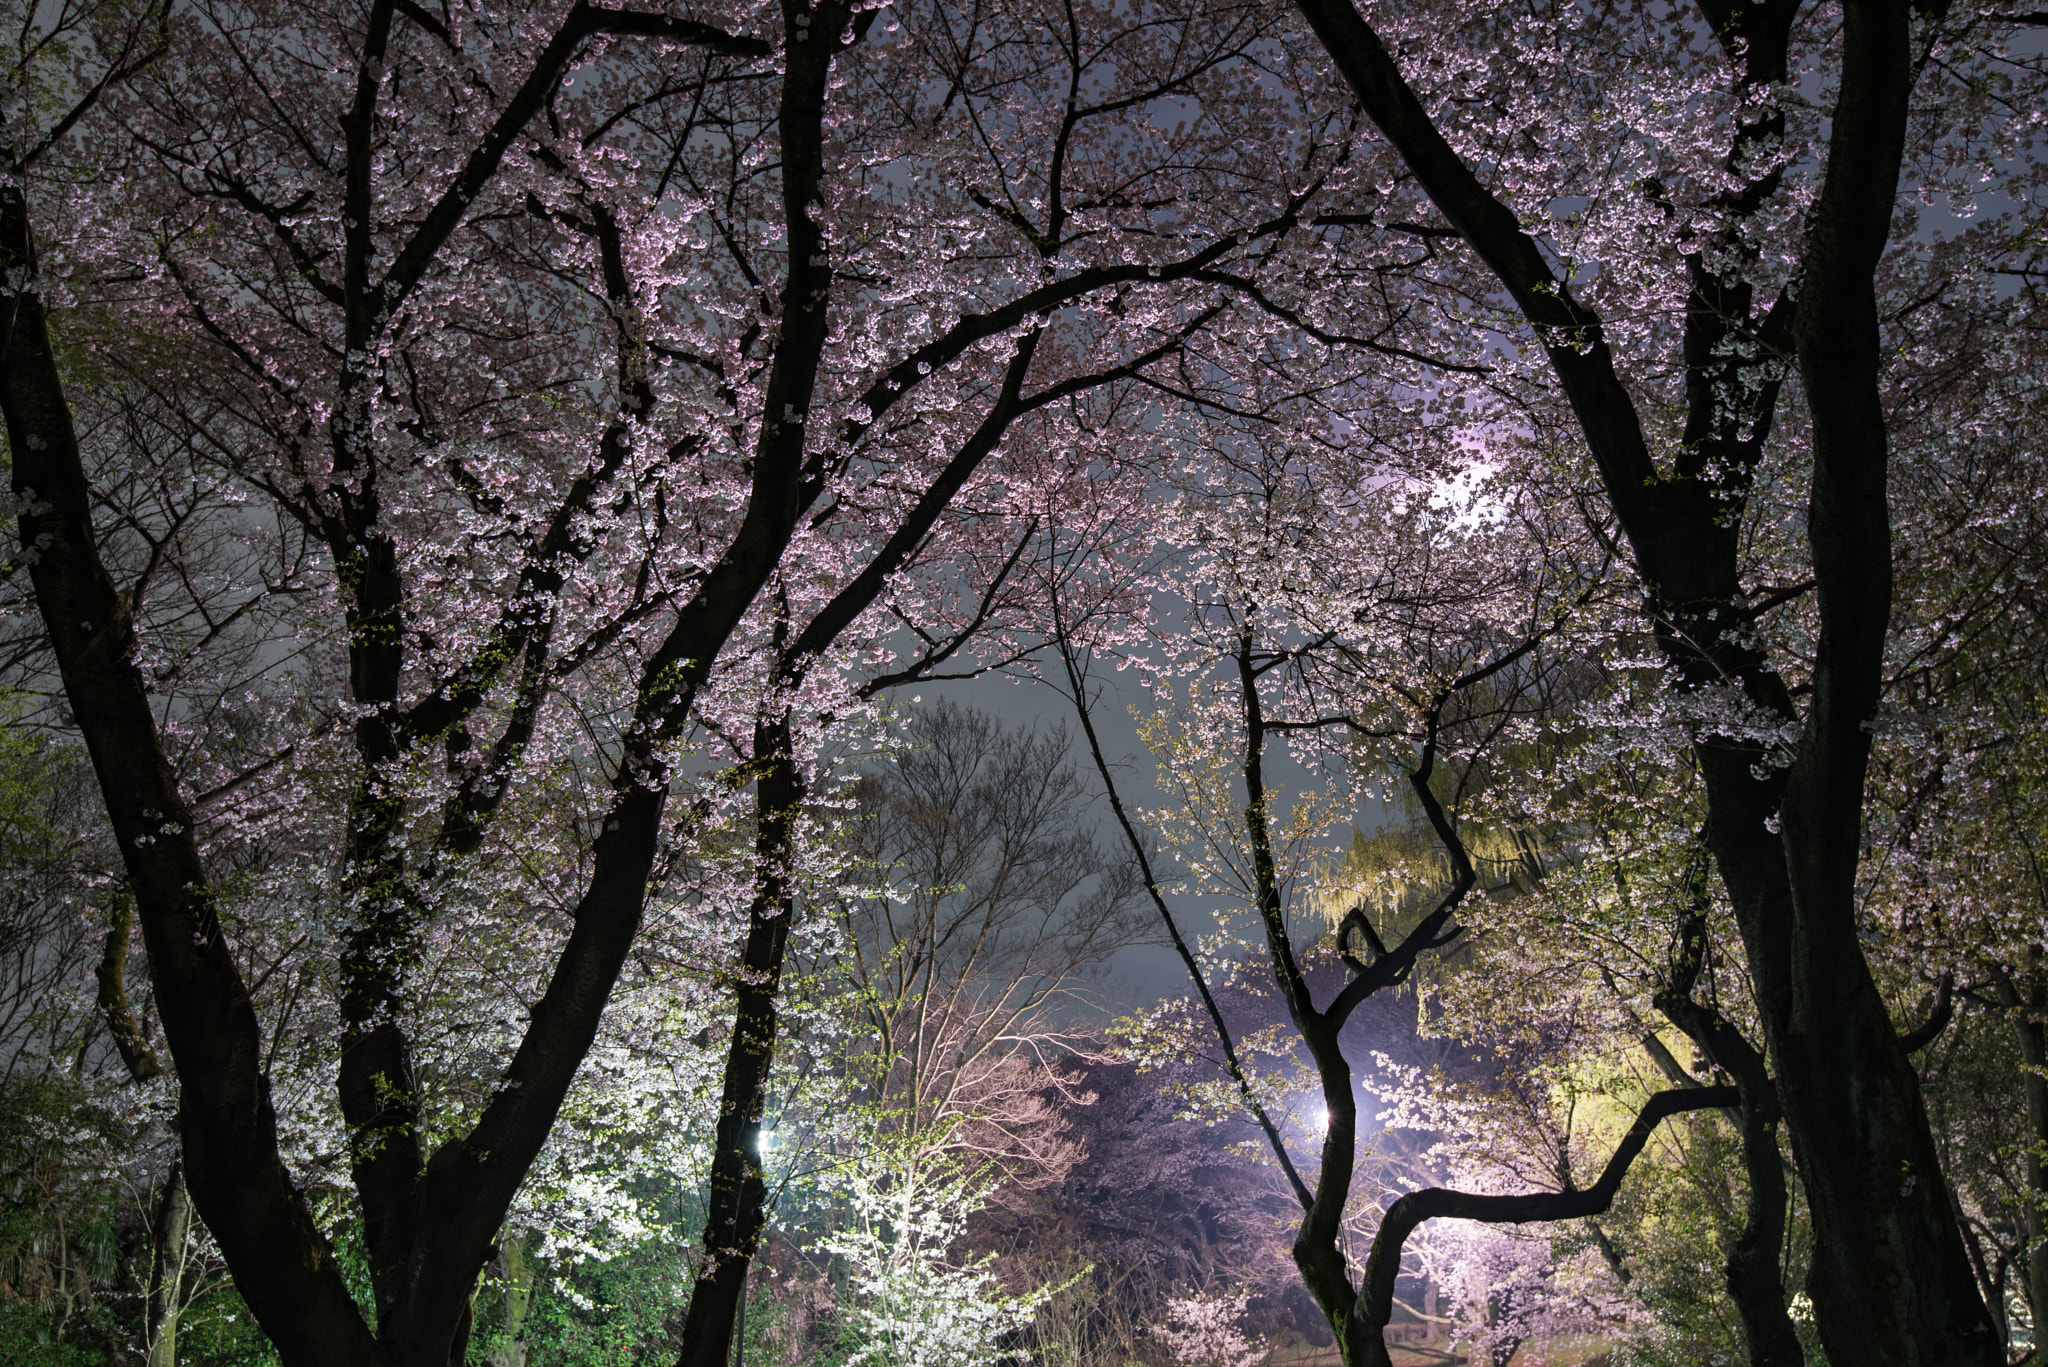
1153,1285 -> 1268,1367
1279,0 -> 2048,1359
4,2 -> 1456,1366
1049,429 -> 1750,1366
13,3 -> 2046,1366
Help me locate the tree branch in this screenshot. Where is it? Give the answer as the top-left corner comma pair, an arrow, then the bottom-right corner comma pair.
1053,631 -> 1315,1211
1354,1085 -> 1740,1338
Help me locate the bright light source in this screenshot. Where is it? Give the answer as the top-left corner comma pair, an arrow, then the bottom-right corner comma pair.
753,1128 -> 776,1154
1313,1105 -> 1329,1134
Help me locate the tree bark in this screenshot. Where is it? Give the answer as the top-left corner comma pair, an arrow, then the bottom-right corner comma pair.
1772,8 -> 1994,1362
97,897 -> 192,1367
1993,962 -> 2048,1362
485,1235 -> 534,1367
96,896 -> 163,1085
145,1164 -> 193,1367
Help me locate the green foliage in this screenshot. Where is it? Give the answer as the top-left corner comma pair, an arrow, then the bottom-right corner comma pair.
0,1072 -> 285,1366
815,1120 -> 1076,1367
0,1300 -> 106,1367
516,1254 -> 686,1367
0,1076 -> 125,1332
468,1170 -> 703,1367
159,1292 -> 282,1367
1589,1115 -> 1771,1367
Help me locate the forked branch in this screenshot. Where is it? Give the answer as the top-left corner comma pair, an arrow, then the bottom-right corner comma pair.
1352,1085 -> 1740,1340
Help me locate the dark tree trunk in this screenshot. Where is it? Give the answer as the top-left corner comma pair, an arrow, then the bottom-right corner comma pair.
1232,641 -> 1466,1367
1658,963 -> 1804,1365
1285,1 -> 1998,1360
675,724 -> 802,1367
4,178 -> 388,1367
1767,9 -> 1994,1362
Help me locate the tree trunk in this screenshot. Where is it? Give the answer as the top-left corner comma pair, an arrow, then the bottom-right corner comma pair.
1655,1000 -> 1804,1367
675,723 -> 802,1367
146,1164 -> 193,1367
487,1237 -> 534,1367
1769,8 -> 1994,1361
1995,962 -> 2048,1362
2,177 -> 385,1367
2022,1010 -> 2048,1363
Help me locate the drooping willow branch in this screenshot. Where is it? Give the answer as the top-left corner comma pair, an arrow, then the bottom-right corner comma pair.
1352,1084 -> 1740,1334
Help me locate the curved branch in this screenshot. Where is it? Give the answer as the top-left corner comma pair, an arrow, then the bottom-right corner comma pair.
1354,1085 -> 1740,1336
1898,973 -> 1955,1054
